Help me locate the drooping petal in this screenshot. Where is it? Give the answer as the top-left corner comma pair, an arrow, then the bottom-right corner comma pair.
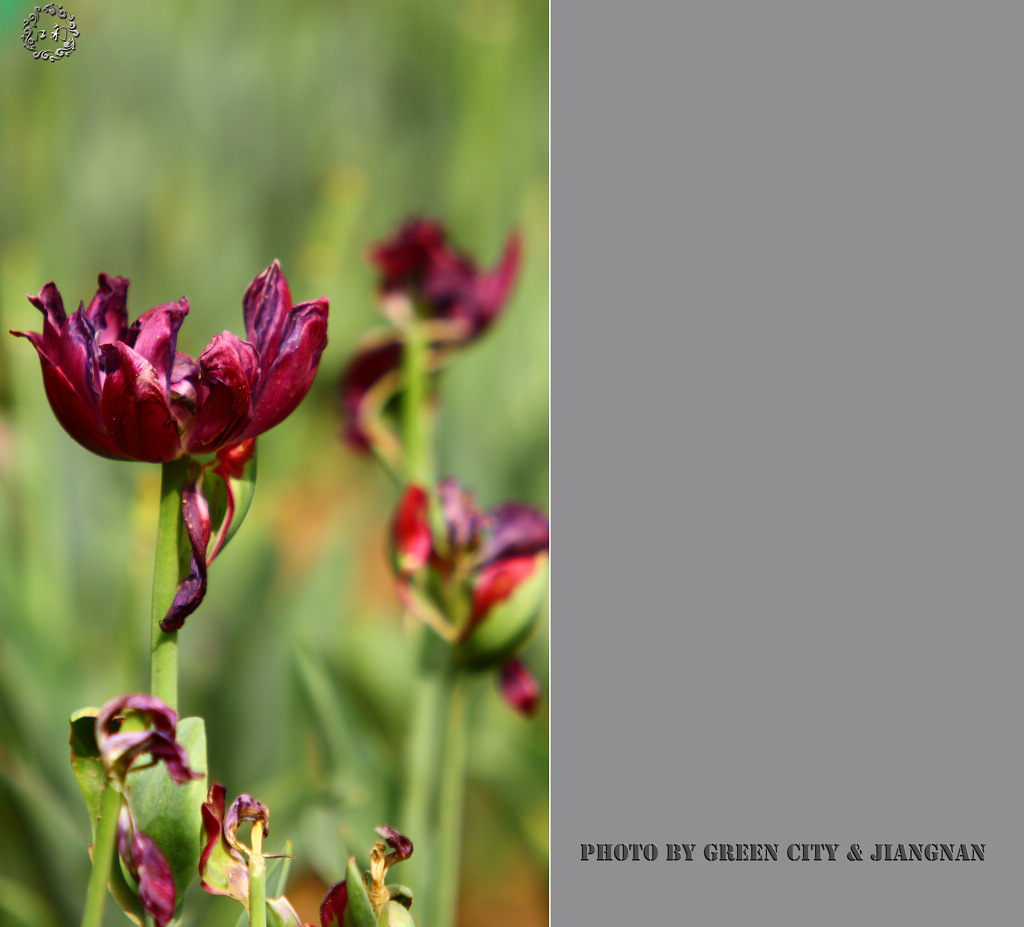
160,472 -> 212,631
224,793 -> 270,857
242,297 -> 328,439
319,881 -> 349,927
95,694 -> 202,782
133,828 -> 177,927
243,260 -> 293,365
375,825 -> 413,860
185,332 -> 260,454
338,335 -> 403,454
478,503 -> 549,566
391,485 -> 433,576
99,342 -> 182,462
498,658 -> 541,716
84,273 -> 129,345
124,299 -> 190,392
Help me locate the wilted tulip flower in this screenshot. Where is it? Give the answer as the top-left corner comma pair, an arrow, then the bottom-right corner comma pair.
391,479 -> 548,714
199,783 -> 270,905
12,262 -> 328,628
95,694 -> 203,784
339,219 -> 519,458
199,783 -> 310,925
320,825 -> 415,927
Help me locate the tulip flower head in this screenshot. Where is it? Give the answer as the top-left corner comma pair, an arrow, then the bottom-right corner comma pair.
391,479 -> 548,715
12,262 -> 328,628
339,219 -> 520,460
95,694 -> 203,784
320,825 -> 416,927
199,783 -> 309,925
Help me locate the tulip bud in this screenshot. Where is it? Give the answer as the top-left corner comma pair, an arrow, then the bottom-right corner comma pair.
460,553 -> 548,667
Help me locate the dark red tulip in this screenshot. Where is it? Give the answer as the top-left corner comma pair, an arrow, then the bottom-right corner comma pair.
11,262 -> 328,462
371,218 -> 521,339
340,219 -> 520,457
390,480 -> 548,706
199,783 -> 270,903
13,263 -> 328,629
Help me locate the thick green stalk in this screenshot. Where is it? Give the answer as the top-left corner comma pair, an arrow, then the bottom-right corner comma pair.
151,458 -> 189,712
400,642 -> 467,927
79,776 -> 123,927
431,673 -> 469,927
249,823 -> 267,927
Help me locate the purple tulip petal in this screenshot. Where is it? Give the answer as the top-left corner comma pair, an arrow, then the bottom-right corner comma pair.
95,694 -> 201,782
185,332 -> 260,454
133,829 -> 176,927
99,342 -> 182,462
243,260 -> 293,365
319,881 -> 349,927
145,732 -> 205,784
160,473 -> 211,631
438,479 -> 489,553
124,299 -> 190,392
479,504 -> 549,566
498,658 -> 541,716
84,274 -> 129,345
375,824 -> 413,860
9,334 -> 121,457
59,309 -> 102,403
26,281 -> 66,356
224,793 -> 270,858
242,297 -> 328,439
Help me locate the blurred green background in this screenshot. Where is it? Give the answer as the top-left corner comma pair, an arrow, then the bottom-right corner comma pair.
0,2 -> 548,925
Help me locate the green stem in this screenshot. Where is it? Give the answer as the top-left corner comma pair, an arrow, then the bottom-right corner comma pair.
400,643 -> 467,927
432,673 -> 469,927
79,776 -> 123,927
151,458 -> 189,712
400,317 -> 431,486
249,824 -> 267,927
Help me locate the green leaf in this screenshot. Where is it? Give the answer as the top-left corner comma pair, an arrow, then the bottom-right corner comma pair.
270,840 -> 294,897
207,440 -> 258,561
343,857 -> 376,927
128,717 -> 208,917
266,895 -> 304,927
